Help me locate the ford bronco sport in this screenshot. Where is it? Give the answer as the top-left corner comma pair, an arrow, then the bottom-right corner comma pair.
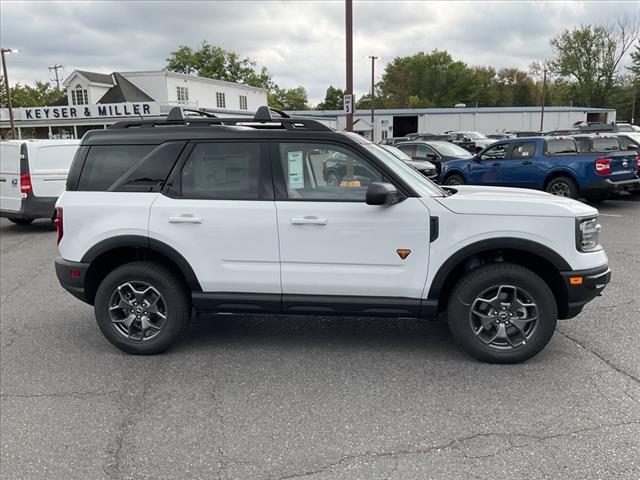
54,107 -> 611,363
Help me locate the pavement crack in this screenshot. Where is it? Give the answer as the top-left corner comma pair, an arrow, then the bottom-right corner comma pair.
271,421 -> 640,480
556,330 -> 640,385
1,389 -> 120,399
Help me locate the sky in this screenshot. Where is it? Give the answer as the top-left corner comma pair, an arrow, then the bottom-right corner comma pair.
1,0 -> 639,105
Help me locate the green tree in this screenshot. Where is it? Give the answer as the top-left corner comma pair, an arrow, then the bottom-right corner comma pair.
0,78 -> 64,108
495,68 -> 536,106
268,86 -> 309,110
379,50 -> 476,108
547,19 -> 639,106
316,86 -> 344,110
166,42 -> 274,90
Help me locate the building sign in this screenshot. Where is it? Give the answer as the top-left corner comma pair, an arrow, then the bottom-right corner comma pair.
15,102 -> 160,121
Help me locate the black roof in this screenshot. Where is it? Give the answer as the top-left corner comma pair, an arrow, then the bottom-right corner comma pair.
76,70 -> 114,84
81,106 -> 356,146
97,73 -> 155,103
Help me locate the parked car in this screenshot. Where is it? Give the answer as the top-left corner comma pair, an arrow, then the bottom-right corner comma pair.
0,139 -> 80,224
55,107 -> 611,363
445,131 -> 495,153
439,136 -> 640,202
572,134 -> 622,153
378,137 -> 408,146
396,141 -> 472,174
322,151 -> 381,187
380,144 -> 437,180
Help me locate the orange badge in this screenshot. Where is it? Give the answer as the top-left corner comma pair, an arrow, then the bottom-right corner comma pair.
396,249 -> 411,260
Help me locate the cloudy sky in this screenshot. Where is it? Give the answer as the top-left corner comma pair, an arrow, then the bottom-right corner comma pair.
1,1 -> 638,104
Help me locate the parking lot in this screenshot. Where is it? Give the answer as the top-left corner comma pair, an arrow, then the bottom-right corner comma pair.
0,196 -> 638,480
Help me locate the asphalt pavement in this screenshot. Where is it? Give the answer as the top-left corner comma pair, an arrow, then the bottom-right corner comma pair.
1,196 -> 639,480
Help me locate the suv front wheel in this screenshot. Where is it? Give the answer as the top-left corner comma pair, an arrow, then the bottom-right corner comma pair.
447,263 -> 557,363
94,261 -> 191,354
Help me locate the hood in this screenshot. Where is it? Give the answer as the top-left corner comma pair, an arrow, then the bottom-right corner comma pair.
434,185 -> 598,218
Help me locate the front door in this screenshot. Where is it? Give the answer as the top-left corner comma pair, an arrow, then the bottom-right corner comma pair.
500,141 -> 539,188
149,141 -> 281,294
272,141 -> 431,311
466,142 -> 509,185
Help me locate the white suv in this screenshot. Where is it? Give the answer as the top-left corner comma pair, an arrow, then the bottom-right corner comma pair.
54,107 -> 611,363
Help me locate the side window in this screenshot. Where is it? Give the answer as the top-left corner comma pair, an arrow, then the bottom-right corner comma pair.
480,143 -> 508,160
415,144 -> 431,158
77,145 -> 156,191
278,143 -> 383,201
397,144 -> 415,156
181,143 -> 260,200
510,142 -> 536,159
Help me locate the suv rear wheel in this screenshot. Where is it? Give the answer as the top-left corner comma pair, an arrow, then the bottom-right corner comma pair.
94,261 -> 191,354
447,263 -> 557,363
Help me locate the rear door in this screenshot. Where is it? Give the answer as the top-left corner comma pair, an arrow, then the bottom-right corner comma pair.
149,141 -> 281,294
28,143 -> 79,198
0,143 -> 21,212
273,141 -> 431,310
500,141 -> 539,188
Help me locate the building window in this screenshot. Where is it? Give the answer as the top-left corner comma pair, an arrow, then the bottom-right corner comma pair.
239,95 -> 248,110
71,84 -> 88,105
216,92 -> 226,108
177,86 -> 189,104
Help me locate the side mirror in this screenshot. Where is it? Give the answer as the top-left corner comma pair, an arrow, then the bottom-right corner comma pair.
366,182 -> 402,206
426,153 -> 437,160
473,154 -> 481,162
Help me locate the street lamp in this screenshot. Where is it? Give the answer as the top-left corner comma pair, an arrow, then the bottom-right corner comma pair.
1,48 -> 20,139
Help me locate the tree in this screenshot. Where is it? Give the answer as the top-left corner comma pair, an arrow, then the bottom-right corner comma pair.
316,86 -> 344,110
0,78 -> 64,108
268,86 -> 309,110
166,42 -> 274,90
547,18 -> 639,106
378,50 -> 477,108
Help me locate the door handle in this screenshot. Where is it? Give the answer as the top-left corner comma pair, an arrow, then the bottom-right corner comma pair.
168,215 -> 203,224
522,161 -> 533,165
0,177 -> 6,182
291,216 -> 328,225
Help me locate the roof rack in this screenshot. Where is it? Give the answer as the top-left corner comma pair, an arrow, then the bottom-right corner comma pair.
110,105 -> 332,131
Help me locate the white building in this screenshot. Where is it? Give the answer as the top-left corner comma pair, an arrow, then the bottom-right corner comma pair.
1,69 -> 268,139
288,106 -> 618,142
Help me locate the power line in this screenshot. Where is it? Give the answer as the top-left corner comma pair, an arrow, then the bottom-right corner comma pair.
48,64 -> 63,90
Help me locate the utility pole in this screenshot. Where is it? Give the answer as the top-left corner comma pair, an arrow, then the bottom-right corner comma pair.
345,0 -> 353,132
631,79 -> 637,125
369,55 -> 378,141
540,67 -> 547,132
1,48 -> 19,139
48,64 -> 63,90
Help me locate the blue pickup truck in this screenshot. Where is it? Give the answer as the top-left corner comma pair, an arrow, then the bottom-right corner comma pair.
439,136 -> 640,202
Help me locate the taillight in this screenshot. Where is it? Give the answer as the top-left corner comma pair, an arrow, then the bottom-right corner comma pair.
595,157 -> 611,175
20,173 -> 32,195
54,207 -> 63,245
636,154 -> 640,172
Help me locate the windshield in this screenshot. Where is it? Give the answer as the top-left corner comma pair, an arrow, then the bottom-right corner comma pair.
430,142 -> 472,157
363,144 -> 446,197
467,132 -> 488,140
380,145 -> 412,161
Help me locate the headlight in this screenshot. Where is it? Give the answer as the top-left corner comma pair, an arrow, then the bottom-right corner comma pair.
576,216 -> 601,251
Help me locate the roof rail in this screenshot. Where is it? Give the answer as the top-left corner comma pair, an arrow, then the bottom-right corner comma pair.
110,105 -> 332,131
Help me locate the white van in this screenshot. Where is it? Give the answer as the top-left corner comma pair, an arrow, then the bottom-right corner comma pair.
1,140 -> 80,224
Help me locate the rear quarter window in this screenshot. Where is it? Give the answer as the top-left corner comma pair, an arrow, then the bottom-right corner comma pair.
77,145 -> 156,191
591,138 -> 620,152
545,139 -> 577,155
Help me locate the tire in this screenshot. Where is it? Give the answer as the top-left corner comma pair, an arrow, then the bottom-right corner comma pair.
545,176 -> 578,199
325,170 -> 341,187
94,261 -> 191,354
444,174 -> 465,186
9,218 -> 34,225
447,263 -> 557,364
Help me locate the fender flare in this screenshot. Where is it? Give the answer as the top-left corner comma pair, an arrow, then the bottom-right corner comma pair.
426,237 -> 571,302
81,235 -> 202,291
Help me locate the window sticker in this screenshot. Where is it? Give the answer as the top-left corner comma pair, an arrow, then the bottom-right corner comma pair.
287,151 -> 304,189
